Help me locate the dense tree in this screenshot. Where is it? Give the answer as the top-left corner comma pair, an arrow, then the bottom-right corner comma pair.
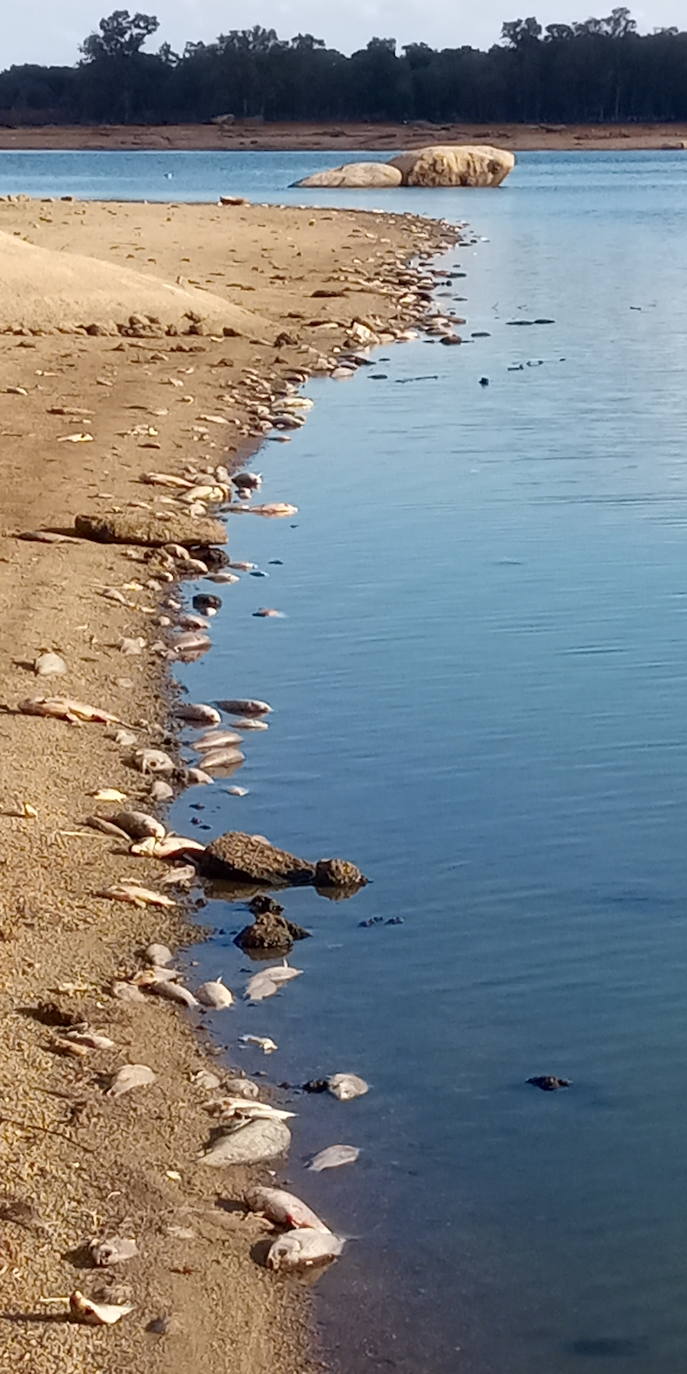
2,8 -> 687,127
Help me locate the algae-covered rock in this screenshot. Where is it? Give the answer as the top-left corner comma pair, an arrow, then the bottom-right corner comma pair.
200,832 -> 315,885
235,911 -> 310,952
75,511 -> 226,548
314,857 -> 368,889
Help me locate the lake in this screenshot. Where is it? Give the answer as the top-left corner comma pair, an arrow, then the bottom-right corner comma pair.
4,148 -> 687,1372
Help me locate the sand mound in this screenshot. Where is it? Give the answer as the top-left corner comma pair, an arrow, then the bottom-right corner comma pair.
0,232 -> 270,338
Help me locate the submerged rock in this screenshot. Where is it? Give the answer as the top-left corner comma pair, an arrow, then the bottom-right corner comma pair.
527,1075 -> 571,1092
294,161 -> 402,189
388,144 -> 515,187
75,511 -> 226,548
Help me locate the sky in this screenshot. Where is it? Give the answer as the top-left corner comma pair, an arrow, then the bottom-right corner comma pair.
4,0 -> 686,66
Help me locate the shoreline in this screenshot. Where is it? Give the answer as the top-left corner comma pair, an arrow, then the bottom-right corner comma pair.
0,196 -> 458,1372
0,120 -> 686,153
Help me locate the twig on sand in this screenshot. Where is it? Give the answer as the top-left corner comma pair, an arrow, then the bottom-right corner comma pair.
0,1114 -> 96,1153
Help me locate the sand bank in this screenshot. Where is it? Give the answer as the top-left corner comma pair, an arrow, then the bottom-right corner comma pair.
0,196 -> 456,1372
0,120 -> 686,153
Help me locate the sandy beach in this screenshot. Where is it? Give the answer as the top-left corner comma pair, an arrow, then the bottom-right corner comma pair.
0,120 -> 686,153
0,196 -> 456,1372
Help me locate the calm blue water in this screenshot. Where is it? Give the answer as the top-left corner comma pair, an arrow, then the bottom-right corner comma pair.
6,148 -> 687,1371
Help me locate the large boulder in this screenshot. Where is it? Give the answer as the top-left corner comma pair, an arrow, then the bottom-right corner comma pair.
293,162 -> 402,189
388,145 -> 514,188
75,512 -> 226,548
200,832 -> 316,885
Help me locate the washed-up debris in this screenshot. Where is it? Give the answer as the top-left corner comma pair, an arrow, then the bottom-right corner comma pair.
112,728 -> 137,748
213,1098 -> 294,1124
308,1145 -> 360,1172
69,1290 -> 134,1325
194,729 -> 243,751
216,699 -> 272,717
150,779 -> 174,802
197,979 -> 234,1009
110,810 -> 166,841
159,863 -> 196,888
223,1076 -> 259,1098
227,785 -> 249,796
107,1064 -> 156,1098
33,651 -> 67,677
63,1028 -> 116,1051
239,1035 -> 278,1054
18,696 -> 122,725
245,961 -> 303,1003
199,1117 -> 291,1167
192,1068 -> 221,1092
131,834 -> 205,859
230,717 -> 268,731
199,747 -> 245,772
171,630 -> 212,657
91,788 -> 127,803
241,503 -> 298,518
266,1228 -> 344,1271
252,608 -> 285,619
175,702 -> 221,726
112,981 -> 146,1004
74,511 -> 226,548
119,636 -> 146,656
183,766 -> 214,787
89,1235 -> 138,1267
132,748 -> 175,774
98,882 -> 175,909
19,529 -> 80,544
246,1186 -> 328,1232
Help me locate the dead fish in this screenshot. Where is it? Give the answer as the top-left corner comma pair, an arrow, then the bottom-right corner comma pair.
176,612 -> 210,632
192,1068 -> 221,1091
133,748 -> 175,774
89,1235 -> 138,1267
327,1073 -> 369,1102
219,1100 -> 295,1123
91,787 -> 127,802
248,503 -> 298,518
252,608 -> 285,619
172,630 -> 211,654
227,562 -> 258,572
69,1291 -> 134,1326
139,834 -> 205,859
239,1034 -> 278,1054
245,962 -> 302,1003
266,1228 -> 344,1271
159,863 -> 197,887
18,695 -> 121,725
150,779 -> 174,802
227,785 -> 249,797
86,815 -> 132,840
19,529 -> 80,544
208,571 -> 240,585
134,967 -> 181,986
183,767 -> 214,786
148,979 -> 198,1008
246,1186 -> 328,1232
63,1028 -> 116,1051
229,718 -> 268,731
112,981 -> 147,1004
223,1075 -> 259,1098
107,1063 -> 156,1098
199,747 -> 245,772
200,1118 -> 291,1167
197,978 -> 234,1009
145,943 -> 173,966
113,728 -> 137,748
175,702 -> 221,727
99,882 -> 175,909
216,698 -> 272,717
194,729 -> 243,751
142,471 -> 193,488
33,651 -> 67,677
308,1145 -> 360,1172
111,810 -> 166,841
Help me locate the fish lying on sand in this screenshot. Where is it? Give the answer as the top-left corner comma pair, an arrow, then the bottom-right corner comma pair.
246,1185 -> 328,1232
18,696 -> 122,724
266,1229 -> 345,1271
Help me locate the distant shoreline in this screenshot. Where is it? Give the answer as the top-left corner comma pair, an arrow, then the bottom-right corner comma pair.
0,120 -> 686,154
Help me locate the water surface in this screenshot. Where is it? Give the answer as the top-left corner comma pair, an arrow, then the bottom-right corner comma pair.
5,149 -> 687,1372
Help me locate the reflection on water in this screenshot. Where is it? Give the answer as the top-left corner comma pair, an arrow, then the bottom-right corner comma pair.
6,147 -> 687,1371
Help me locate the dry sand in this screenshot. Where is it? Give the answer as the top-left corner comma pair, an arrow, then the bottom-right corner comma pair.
0,196 -> 456,1373
0,120 -> 686,152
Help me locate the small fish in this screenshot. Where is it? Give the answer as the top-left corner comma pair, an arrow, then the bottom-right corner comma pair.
133,748 -> 175,774
110,809 -> 166,841
227,785 -> 249,796
245,962 -> 302,1003
200,747 -> 245,771
192,1068 -> 221,1091
63,1028 -> 116,1051
218,1098 -> 294,1123
197,978 -> 234,1009
19,695 -> 121,725
147,979 -> 198,1008
208,571 -> 240,585
172,631 -> 211,654
307,1145 -> 360,1172
246,1185 -> 328,1232
227,562 -> 258,573
183,766 -> 214,786
266,1228 -> 344,1270
194,729 -> 243,751
150,779 -> 174,802
239,1034 -> 278,1054
216,698 -> 272,716
69,1291 -> 134,1325
91,788 -> 127,802
99,882 -> 175,909
106,1064 -> 156,1098
145,943 -> 174,966
33,651 -> 67,677
131,834 -> 205,859
159,863 -> 197,887
252,608 -> 285,619
327,1073 -> 369,1102
247,503 -> 298,518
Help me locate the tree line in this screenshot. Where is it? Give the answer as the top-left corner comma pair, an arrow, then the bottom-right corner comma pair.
2,7 -> 687,127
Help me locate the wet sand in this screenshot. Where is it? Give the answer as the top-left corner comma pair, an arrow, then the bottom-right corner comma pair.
0,120 -> 686,152
0,197 -> 456,1373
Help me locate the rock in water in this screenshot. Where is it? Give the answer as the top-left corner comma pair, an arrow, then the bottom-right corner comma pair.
200,832 -> 316,885
527,1075 -> 571,1092
75,512 -> 226,548
293,162 -> 402,189
327,1073 -> 369,1101
200,1118 -> 291,1166
315,857 -> 368,889
234,911 -> 310,952
388,145 -> 515,187
266,1228 -> 345,1270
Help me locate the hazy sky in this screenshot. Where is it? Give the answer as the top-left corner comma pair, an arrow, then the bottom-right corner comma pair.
5,0 -> 685,66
